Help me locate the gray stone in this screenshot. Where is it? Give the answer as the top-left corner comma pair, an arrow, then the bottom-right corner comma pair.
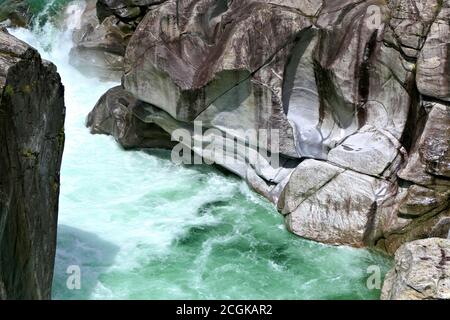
86,86 -> 175,149
381,238 -> 450,300
416,1 -> 450,101
281,160 -> 392,247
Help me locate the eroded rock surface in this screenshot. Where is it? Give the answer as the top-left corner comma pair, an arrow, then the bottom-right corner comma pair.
0,30 -> 65,299
375,101 -> 450,254
70,0 -> 133,80
87,85 -> 174,149
381,238 -> 450,300
416,1 -> 450,101
85,0 -> 450,254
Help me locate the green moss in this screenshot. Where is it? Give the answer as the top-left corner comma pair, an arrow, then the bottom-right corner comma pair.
21,84 -> 32,94
4,84 -> 14,97
21,148 -> 38,160
52,180 -> 59,193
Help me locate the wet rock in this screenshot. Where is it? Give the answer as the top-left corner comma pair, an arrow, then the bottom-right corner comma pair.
381,238 -> 450,300
0,30 -> 65,299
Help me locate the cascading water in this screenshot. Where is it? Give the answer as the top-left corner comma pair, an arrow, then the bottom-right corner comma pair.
9,0 -> 391,300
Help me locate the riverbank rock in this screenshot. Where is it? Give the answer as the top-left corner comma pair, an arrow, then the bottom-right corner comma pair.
96,0 -> 167,24
70,0 -> 133,80
279,160 -> 394,247
86,85 -> 174,149
71,0 -> 169,80
381,238 -> 450,300
86,0 -> 450,252
374,101 -> 450,254
0,30 -> 65,299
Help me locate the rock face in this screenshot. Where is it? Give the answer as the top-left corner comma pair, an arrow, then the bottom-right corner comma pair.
416,1 -> 450,101
70,0 -> 132,80
375,102 -> 450,254
96,0 -> 166,24
0,30 -> 65,299
71,0 -> 172,80
381,238 -> 450,300
87,85 -> 174,149
85,0 -> 449,258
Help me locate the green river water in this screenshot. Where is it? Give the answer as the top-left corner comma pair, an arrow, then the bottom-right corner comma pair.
7,0 -> 392,299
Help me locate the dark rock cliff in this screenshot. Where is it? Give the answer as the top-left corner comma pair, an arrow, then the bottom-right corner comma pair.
0,30 -> 65,299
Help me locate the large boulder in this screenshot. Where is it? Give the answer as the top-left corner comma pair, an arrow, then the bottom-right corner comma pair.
86,85 -> 174,149
278,160 -> 393,247
122,0 -> 413,168
0,30 -> 65,299
381,238 -> 450,300
70,0 -> 133,80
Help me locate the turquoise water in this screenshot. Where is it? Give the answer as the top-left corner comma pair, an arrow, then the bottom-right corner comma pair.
9,0 -> 392,299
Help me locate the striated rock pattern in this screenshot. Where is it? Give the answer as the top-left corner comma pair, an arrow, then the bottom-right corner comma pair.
381,238 -> 450,300
0,30 -> 65,299
86,0 -> 450,259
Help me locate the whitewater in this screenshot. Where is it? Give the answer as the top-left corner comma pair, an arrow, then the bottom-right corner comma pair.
9,0 -> 391,299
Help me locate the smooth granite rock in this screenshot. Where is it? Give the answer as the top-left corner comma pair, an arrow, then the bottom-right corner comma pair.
279,159 -> 393,247
86,85 -> 175,149
381,238 -> 450,300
